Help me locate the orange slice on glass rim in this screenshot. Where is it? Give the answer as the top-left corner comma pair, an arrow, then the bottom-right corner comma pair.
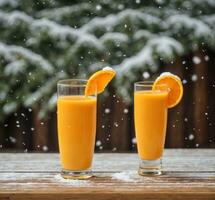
153,72 -> 183,108
85,67 -> 116,96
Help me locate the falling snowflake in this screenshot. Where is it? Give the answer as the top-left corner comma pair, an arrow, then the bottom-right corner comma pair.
188,134 -> 194,140
184,118 -> 188,122
195,143 -> 199,147
192,56 -> 201,64
142,71 -> 150,79
204,55 -> 209,61
31,127 -> 35,131
99,146 -> 103,150
42,145 -> 48,151
112,147 -> 117,151
114,122 -> 119,127
182,79 -> 187,84
191,74 -> 198,82
101,125 -> 105,128
118,4 -> 124,10
9,136 -> 16,143
104,108 -> 110,114
123,108 -> 129,114
132,137 -> 137,144
96,5 -> 102,10
96,140 -> 102,147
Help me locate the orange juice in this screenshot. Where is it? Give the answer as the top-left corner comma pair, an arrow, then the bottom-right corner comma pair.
134,90 -> 168,160
57,95 -> 97,170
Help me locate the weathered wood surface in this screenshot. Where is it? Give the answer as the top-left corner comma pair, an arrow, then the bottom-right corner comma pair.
0,149 -> 215,200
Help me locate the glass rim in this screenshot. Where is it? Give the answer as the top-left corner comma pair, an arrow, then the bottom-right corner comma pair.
134,81 -> 169,93
134,81 -> 154,87
134,81 -> 167,87
57,79 -> 88,87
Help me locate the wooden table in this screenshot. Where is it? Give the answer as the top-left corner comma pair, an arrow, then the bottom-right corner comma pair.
0,149 -> 215,200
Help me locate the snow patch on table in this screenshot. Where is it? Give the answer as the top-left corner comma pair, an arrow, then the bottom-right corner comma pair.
54,174 -> 90,186
0,173 -> 47,181
111,171 -> 137,182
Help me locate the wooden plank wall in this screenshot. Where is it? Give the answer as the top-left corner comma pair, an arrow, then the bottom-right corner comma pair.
0,50 -> 215,152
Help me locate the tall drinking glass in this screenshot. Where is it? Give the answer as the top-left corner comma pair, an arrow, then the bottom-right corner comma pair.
134,81 -> 168,175
57,79 -> 97,179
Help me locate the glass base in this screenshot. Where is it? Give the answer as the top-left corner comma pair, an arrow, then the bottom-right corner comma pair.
61,168 -> 93,179
138,158 -> 162,176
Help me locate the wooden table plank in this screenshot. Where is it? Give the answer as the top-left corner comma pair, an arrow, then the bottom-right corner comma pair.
0,149 -> 215,200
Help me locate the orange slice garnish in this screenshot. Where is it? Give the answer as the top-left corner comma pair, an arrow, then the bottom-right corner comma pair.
153,72 -> 183,108
85,67 -> 116,96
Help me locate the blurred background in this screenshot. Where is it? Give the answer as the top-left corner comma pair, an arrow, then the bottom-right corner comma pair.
0,0 -> 214,152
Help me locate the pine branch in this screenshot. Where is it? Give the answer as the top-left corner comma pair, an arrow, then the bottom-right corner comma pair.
0,42 -> 53,73
81,9 -> 163,35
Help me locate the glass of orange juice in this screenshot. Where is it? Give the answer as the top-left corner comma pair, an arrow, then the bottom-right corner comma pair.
134,81 -> 169,176
57,79 -> 97,179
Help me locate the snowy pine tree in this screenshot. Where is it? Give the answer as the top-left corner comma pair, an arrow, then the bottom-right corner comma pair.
0,0 -> 214,120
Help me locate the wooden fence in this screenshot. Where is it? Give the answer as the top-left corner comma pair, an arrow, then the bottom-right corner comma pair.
0,49 -> 214,152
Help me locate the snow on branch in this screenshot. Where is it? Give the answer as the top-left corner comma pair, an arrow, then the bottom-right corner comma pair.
0,11 -> 103,52
133,30 -> 155,41
166,14 -> 212,38
148,36 -> 184,57
75,33 -> 104,50
47,92 -> 57,109
117,46 -> 155,76
31,18 -> 79,41
38,91 -> 58,119
0,0 -> 18,8
24,72 -> 65,107
37,3 -> 92,21
189,0 -> 215,7
0,10 -> 32,25
100,32 -> 129,45
201,14 -> 215,29
81,9 -> 163,33
3,102 -> 17,115
4,60 -> 26,75
32,18 -> 103,50
0,42 -> 53,73
117,36 -> 184,76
